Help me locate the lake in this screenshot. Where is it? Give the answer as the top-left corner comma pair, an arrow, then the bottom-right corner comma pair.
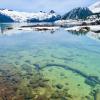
0,23 -> 100,100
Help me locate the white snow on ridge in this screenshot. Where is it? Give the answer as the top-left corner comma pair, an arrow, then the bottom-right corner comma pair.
0,9 -> 57,22
89,1 -> 100,13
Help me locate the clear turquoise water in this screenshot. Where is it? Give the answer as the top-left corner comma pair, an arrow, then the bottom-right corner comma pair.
0,23 -> 100,100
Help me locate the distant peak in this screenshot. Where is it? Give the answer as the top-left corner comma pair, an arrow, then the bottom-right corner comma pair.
0,8 -> 13,11
62,7 -> 92,20
50,10 -> 55,14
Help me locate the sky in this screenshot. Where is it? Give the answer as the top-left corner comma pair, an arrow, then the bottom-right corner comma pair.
0,0 -> 99,14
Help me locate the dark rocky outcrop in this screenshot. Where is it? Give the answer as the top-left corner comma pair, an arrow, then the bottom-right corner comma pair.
0,13 -> 14,22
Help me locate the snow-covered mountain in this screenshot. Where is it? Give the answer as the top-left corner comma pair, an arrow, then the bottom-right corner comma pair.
89,1 -> 100,13
62,7 -> 93,20
0,9 -> 61,22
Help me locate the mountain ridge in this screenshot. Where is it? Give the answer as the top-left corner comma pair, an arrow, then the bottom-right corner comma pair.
62,7 -> 93,20
0,1 -> 100,23
0,9 -> 61,22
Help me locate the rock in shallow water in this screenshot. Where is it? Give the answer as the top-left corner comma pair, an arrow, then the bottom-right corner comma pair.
56,84 -> 63,89
85,76 -> 100,87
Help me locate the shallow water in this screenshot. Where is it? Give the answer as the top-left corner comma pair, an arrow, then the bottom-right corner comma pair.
0,23 -> 100,100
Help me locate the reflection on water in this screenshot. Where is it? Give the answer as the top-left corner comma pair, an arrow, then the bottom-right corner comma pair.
0,23 -> 100,100
0,23 -> 58,35
87,32 -> 100,41
1,23 -> 100,40
0,23 -> 10,34
67,30 -> 88,36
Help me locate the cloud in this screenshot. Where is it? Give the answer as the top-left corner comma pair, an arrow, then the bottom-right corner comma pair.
0,0 -> 99,14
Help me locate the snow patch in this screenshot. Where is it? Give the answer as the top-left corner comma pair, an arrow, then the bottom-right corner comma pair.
89,1 -> 100,13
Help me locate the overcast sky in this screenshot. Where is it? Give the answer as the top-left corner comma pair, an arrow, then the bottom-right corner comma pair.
0,0 -> 99,14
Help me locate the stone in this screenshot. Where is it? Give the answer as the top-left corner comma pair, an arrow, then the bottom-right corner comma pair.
56,84 -> 63,89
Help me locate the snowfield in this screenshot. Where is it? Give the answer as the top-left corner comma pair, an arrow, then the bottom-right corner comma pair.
89,1 -> 100,13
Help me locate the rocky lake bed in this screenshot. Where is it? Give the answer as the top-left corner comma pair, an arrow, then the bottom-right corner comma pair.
0,23 -> 100,100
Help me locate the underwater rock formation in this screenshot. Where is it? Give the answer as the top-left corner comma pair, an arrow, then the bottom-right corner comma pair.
33,63 -> 41,72
0,65 -> 22,100
90,89 -> 100,100
56,84 -> 63,89
85,76 -> 100,87
43,63 -> 100,87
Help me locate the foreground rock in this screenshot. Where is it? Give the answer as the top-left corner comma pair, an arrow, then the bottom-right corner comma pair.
65,26 -> 90,33
65,25 -> 100,33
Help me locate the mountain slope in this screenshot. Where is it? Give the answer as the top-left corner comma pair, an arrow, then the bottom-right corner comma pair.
28,14 -> 61,22
0,9 -> 61,22
62,7 -> 93,20
89,1 -> 100,13
0,13 -> 14,22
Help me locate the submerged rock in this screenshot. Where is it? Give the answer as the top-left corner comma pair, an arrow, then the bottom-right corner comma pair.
96,90 -> 100,100
77,84 -> 81,86
85,76 -> 100,87
60,73 -> 65,77
56,84 -> 63,89
33,64 -> 41,72
51,89 -> 72,99
25,60 -> 32,64
14,61 -> 19,65
90,89 -> 100,100
44,63 -> 100,87
18,86 -> 33,100
21,64 -> 33,74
